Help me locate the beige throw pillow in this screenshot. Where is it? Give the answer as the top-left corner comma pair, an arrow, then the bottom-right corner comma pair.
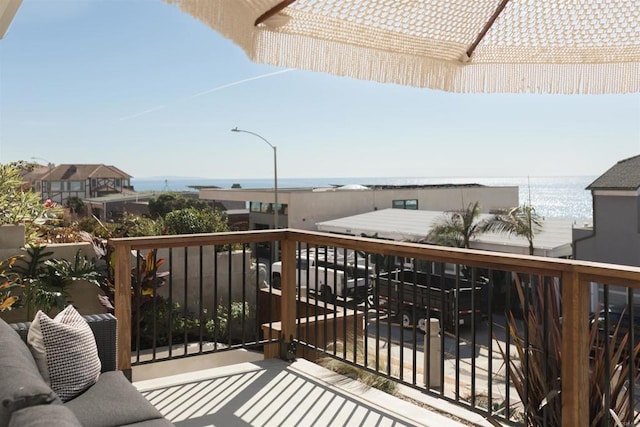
27,305 -> 101,402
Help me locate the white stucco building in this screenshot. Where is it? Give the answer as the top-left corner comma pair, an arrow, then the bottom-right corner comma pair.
199,183 -> 519,232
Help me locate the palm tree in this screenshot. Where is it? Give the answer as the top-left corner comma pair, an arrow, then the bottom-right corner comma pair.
425,201 -> 484,249
481,204 -> 543,255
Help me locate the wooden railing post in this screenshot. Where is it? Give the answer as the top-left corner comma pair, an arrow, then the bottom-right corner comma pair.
561,269 -> 590,426
280,237 -> 297,359
113,243 -> 132,378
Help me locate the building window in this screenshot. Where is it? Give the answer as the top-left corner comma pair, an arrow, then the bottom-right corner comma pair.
250,202 -> 262,212
250,201 -> 286,214
69,181 -> 83,191
392,199 -> 418,210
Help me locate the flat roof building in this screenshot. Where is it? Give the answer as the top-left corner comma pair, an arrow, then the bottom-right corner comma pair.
317,208 -> 574,258
199,183 -> 519,232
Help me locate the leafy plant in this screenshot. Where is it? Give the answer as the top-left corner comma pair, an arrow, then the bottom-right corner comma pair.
0,162 -> 63,244
0,257 -> 20,311
207,301 -> 252,343
481,204 -> 543,255
134,297 -> 200,349
425,201 -> 485,249
496,275 -> 562,425
497,275 -> 640,426
12,245 -> 61,317
133,250 -> 167,297
589,307 -> 640,426
11,245 -> 106,318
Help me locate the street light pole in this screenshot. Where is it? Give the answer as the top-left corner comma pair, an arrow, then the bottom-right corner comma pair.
231,127 -> 279,260
231,127 -> 279,229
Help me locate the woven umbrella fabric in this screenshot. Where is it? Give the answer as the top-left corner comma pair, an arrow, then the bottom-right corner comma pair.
164,0 -> 640,94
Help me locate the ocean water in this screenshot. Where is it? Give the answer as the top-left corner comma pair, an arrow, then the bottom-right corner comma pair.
132,176 -> 595,222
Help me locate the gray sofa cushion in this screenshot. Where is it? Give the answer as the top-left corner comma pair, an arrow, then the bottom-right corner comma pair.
0,318 -> 60,427
8,403 -> 82,427
65,371 -> 166,427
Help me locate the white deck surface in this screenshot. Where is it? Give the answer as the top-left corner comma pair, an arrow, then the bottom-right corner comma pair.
134,358 -> 474,427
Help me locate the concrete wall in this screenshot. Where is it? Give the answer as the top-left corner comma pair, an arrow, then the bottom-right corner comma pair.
0,225 -> 25,253
154,248 -> 266,320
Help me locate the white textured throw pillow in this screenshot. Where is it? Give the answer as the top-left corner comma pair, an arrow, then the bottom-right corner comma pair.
27,305 -> 101,402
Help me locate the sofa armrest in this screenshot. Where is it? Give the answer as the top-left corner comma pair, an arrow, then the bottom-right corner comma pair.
11,313 -> 117,373
83,313 -> 117,373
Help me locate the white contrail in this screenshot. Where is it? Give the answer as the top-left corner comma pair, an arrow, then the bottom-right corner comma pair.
118,69 -> 292,122
118,105 -> 167,122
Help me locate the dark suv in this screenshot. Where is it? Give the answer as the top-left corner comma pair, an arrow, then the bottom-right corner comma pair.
592,306 -> 640,352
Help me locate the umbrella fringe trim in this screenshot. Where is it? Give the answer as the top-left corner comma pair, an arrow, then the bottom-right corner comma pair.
164,0 -> 640,95
254,32 -> 639,94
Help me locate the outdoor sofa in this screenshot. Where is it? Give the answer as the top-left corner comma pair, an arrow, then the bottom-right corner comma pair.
0,312 -> 173,427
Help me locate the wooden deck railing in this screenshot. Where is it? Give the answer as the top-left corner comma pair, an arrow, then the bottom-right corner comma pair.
110,229 -> 640,427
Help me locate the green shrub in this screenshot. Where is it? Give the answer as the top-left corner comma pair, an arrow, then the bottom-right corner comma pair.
148,193 -> 212,219
164,207 -> 230,235
206,301 -> 252,343
0,162 -> 62,244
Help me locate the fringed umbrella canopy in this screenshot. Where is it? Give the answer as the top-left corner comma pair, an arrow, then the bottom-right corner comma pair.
164,0 -> 640,94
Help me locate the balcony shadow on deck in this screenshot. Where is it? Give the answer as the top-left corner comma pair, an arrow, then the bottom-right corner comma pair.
134,358 -> 468,427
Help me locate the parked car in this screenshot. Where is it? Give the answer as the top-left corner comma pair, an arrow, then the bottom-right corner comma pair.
591,305 -> 640,353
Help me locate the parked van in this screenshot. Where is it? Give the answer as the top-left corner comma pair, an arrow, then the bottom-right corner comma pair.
271,248 -> 370,302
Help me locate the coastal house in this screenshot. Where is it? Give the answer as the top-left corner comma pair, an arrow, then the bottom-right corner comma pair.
573,154 -> 640,268
573,155 -> 640,308
29,163 -> 133,206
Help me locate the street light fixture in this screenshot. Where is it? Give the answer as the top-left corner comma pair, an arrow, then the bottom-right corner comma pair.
231,127 -> 279,259
31,156 -> 53,202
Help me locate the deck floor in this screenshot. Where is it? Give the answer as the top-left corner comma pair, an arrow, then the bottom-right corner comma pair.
134,358 -> 471,427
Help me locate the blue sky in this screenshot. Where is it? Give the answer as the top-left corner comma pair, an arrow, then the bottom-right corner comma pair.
0,0 -> 638,180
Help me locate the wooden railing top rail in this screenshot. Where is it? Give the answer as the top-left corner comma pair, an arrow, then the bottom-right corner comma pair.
108,229 -> 284,249
109,228 -> 640,288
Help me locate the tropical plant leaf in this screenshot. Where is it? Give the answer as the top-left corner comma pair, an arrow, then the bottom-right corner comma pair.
501,275 -> 640,426
0,295 -> 18,311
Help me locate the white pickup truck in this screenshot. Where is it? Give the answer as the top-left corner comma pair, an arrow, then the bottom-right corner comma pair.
271,249 -> 370,302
